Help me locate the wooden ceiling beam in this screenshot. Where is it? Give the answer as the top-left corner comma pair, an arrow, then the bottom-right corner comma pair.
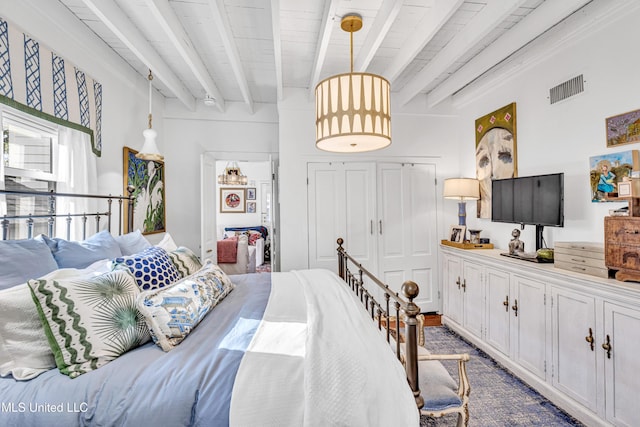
427,0 -> 592,108
80,0 -> 196,111
383,0 -> 464,83
396,0 -> 529,107
354,0 -> 403,72
207,0 -> 254,113
145,0 -> 226,112
270,0 -> 283,101
308,0 -> 340,98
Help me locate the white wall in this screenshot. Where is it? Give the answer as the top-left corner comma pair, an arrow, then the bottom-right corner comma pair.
449,1 -> 640,252
162,100 -> 278,251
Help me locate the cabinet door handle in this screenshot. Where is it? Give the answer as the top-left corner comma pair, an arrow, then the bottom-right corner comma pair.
585,327 -> 594,351
503,295 -> 509,312
461,279 -> 466,292
456,277 -> 461,289
370,220 -> 374,235
602,334 -> 612,359
379,220 -> 383,235
512,299 -> 518,317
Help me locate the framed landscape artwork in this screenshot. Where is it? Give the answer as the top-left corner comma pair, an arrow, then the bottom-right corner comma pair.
220,188 -> 246,213
123,147 -> 166,235
606,108 -> 640,147
475,102 -> 518,219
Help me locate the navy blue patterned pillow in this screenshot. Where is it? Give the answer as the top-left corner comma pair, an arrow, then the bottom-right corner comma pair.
112,246 -> 181,291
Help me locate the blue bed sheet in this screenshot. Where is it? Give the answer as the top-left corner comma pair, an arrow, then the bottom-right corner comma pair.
0,273 -> 271,427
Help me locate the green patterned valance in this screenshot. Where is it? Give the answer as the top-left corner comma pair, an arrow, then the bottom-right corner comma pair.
0,16 -> 102,156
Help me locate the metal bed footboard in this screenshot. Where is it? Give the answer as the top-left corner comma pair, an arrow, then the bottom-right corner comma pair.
0,188 -> 134,240
336,237 -> 424,409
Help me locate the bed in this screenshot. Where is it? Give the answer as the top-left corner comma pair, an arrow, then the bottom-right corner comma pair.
0,189 -> 428,426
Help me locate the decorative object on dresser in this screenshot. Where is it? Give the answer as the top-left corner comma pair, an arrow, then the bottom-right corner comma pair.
605,216 -> 640,282
554,242 -> 607,278
443,178 -> 480,230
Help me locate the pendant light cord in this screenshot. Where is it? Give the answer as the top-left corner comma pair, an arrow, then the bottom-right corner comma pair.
148,69 -> 153,129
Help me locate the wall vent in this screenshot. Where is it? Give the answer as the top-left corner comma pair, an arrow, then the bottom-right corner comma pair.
549,74 -> 584,105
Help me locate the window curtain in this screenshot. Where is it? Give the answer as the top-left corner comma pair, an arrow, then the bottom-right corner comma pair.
56,126 -> 98,240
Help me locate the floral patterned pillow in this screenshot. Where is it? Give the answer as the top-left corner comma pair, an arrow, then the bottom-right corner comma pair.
28,269 -> 150,378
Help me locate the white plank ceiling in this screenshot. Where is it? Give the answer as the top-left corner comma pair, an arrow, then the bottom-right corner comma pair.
57,0 -> 597,112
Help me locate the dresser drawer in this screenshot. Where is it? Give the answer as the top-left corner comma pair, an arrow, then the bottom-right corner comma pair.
554,260 -> 609,278
605,244 -> 640,270
605,217 -> 640,245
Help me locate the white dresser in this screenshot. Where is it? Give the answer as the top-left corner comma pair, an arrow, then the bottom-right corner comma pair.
440,244 -> 640,427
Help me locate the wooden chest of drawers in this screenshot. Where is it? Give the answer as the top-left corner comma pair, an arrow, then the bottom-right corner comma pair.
554,241 -> 607,278
604,216 -> 640,282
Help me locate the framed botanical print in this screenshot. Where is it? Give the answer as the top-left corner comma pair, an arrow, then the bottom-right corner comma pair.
246,201 -> 256,213
123,147 -> 166,235
220,188 -> 246,213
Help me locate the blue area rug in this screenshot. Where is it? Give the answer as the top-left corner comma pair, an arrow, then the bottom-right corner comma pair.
419,326 -> 584,426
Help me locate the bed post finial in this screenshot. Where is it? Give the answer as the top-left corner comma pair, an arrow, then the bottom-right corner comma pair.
337,238 -> 345,279
402,280 -> 423,409
126,186 -> 135,233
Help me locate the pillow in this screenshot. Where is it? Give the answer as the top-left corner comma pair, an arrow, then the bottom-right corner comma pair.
114,230 -> 151,255
0,238 -> 58,290
112,246 -> 181,291
156,233 -> 178,252
0,284 -> 56,380
28,269 -> 150,378
37,230 -> 123,269
168,246 -> 203,277
138,260 -> 234,351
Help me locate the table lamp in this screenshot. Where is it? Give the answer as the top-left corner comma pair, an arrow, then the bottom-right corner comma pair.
443,178 -> 480,228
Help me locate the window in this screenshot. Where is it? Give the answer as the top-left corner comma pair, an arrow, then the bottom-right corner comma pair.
1,106 -> 59,239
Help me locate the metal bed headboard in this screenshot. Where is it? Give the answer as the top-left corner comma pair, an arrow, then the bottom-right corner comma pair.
0,188 -> 134,241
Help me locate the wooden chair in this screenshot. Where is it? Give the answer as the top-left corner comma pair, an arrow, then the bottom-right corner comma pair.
417,347 -> 471,427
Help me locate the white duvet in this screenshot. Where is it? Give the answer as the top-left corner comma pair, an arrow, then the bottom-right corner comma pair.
230,269 -> 420,427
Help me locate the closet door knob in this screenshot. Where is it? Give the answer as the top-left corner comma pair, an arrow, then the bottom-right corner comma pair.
602,334 -> 612,359
511,299 -> 518,317
502,296 -> 509,312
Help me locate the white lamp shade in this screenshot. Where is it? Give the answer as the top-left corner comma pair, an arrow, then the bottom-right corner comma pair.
315,72 -> 391,153
136,128 -> 164,161
443,178 -> 480,200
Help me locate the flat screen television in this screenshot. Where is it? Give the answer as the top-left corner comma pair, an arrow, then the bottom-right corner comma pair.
492,173 -> 564,250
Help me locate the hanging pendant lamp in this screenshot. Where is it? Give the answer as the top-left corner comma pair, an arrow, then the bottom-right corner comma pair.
315,14 -> 391,153
136,69 -> 164,161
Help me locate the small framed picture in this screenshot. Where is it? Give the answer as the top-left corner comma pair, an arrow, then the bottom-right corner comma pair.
246,201 -> 256,213
246,187 -> 256,200
449,225 -> 466,243
220,188 -> 246,213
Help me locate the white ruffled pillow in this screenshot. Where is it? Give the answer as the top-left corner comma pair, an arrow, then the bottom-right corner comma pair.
0,260 -> 112,380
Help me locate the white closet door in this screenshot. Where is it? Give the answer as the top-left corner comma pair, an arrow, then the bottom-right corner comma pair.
307,162 -> 376,271
377,163 -> 438,313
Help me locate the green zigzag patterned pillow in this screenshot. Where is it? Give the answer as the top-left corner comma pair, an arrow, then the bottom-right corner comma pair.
28,269 -> 151,378
168,246 -> 203,277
